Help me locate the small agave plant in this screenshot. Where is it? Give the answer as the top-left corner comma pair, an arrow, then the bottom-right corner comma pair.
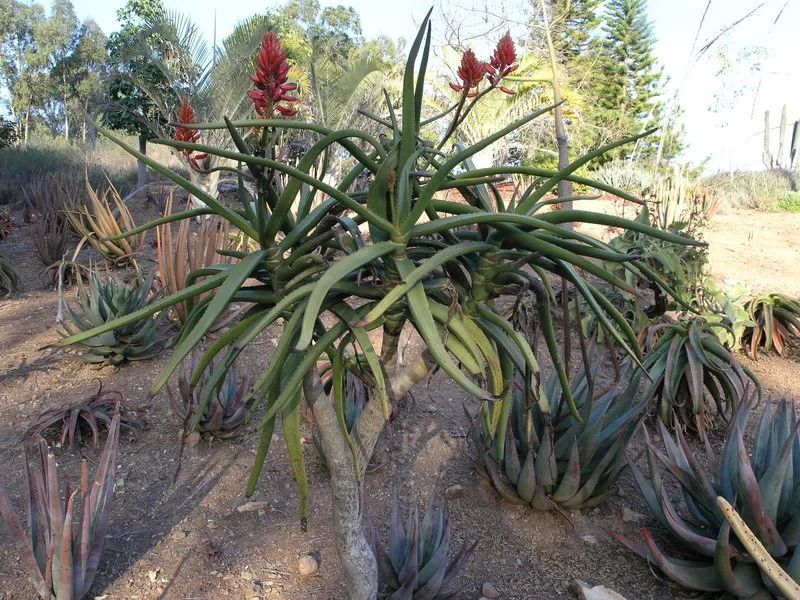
612,399 -> 800,596
370,497 -> 476,599
61,270 -> 172,365
472,366 -> 644,510
0,414 -> 120,600
167,354 -> 251,439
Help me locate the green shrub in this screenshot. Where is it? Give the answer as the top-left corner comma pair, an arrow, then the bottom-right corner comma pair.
0,118 -> 17,149
774,191 -> 800,212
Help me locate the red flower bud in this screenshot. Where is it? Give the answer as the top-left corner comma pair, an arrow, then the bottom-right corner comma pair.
453,49 -> 487,96
249,31 -> 298,118
488,32 -> 518,90
173,97 -> 207,171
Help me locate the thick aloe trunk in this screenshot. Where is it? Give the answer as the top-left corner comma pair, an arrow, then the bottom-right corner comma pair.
303,370 -> 378,600
302,350 -> 436,599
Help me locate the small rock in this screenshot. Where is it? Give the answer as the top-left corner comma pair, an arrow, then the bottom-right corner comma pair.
482,581 -> 500,598
237,501 -> 270,513
617,486 -> 626,498
515,558 -> 523,568
572,580 -> 628,600
445,484 -> 464,500
621,508 -> 646,523
185,431 -> 201,448
582,535 -> 598,545
223,573 -> 235,581
147,569 -> 159,582
252,581 -> 263,592
298,554 -> 319,576
171,529 -> 188,541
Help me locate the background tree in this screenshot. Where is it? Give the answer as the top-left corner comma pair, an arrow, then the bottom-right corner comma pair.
65,20 -> 108,144
0,0 -> 45,144
105,0 -> 168,193
596,0 -> 664,160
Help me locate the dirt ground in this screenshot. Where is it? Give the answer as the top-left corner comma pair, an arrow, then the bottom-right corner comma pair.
1,199 -> 799,600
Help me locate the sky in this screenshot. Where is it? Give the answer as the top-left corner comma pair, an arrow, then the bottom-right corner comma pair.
57,0 -> 800,172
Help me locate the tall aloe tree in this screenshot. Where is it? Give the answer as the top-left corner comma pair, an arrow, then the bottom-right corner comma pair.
63,12 -> 700,599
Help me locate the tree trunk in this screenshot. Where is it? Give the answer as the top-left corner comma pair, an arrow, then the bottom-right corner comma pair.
539,0 -> 573,203
302,370 -> 378,600
63,75 -> 69,141
23,110 -> 29,146
302,350 -> 437,599
137,133 -> 148,196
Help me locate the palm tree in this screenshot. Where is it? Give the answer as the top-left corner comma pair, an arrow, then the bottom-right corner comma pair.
114,10 -> 398,200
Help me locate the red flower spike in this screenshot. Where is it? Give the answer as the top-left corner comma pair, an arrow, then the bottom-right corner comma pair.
452,49 -> 487,96
173,97 -> 207,171
249,31 -> 298,118
488,32 -> 518,89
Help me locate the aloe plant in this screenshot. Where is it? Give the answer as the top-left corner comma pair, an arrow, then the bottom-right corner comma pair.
0,253 -> 20,297
472,365 -> 644,510
742,293 -> 800,360
641,318 -> 761,435
61,271 -> 172,365
25,381 -> 144,448
60,14 -> 702,599
370,497 -> 476,599
167,354 -> 250,439
0,414 -> 120,600
612,399 -> 800,596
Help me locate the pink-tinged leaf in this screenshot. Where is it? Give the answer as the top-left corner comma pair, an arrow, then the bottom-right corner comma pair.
0,480 -> 48,596
640,528 -> 724,592
714,520 -> 763,596
734,428 -> 787,557
56,490 -> 76,599
659,488 -> 718,556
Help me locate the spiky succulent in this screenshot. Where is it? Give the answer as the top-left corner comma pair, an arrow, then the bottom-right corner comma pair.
605,206 -> 704,315
25,381 -> 145,448
742,293 -> 800,360
0,414 -> 120,600
472,366 -> 644,510
34,209 -> 70,268
167,354 -> 251,438
370,497 -> 476,599
612,399 -> 800,596
0,253 -> 20,296
61,271 -> 172,365
641,318 -> 761,436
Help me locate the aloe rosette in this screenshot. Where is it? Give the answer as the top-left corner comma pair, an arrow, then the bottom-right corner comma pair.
743,293 -> 800,359
472,365 -> 644,510
60,12 -> 702,528
370,497 -> 476,599
613,399 -> 800,596
61,271 -> 172,365
640,318 -> 761,436
168,354 -> 251,439
0,414 -> 120,600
